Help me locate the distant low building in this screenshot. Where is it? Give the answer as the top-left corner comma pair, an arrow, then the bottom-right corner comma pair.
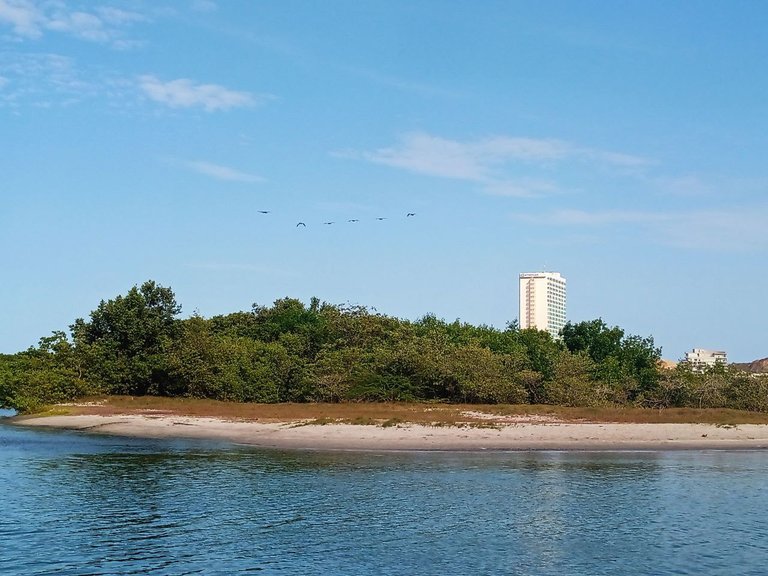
684,348 -> 727,372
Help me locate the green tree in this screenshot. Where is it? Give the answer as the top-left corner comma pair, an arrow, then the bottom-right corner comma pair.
167,314 -> 309,403
561,319 -> 623,363
71,280 -> 181,396
444,346 -> 528,404
726,372 -> 768,412
517,328 -> 562,381
619,334 -> 662,400
561,319 -> 661,401
545,351 -> 602,407
310,346 -> 370,402
0,333 -> 93,412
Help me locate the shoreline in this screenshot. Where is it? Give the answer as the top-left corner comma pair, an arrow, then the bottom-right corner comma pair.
11,413 -> 768,452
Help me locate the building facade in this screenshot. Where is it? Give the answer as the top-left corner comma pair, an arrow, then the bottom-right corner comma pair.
519,272 -> 567,339
684,348 -> 727,372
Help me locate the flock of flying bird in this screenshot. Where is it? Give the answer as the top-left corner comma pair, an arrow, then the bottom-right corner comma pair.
256,211 -> 416,227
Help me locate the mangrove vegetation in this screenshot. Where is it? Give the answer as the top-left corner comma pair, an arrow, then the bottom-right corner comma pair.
1,281 -> 765,413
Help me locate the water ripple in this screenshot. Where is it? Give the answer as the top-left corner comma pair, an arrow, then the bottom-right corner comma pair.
3,424 -> 768,575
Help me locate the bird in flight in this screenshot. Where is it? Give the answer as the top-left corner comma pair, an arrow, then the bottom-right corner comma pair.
406,212 -> 416,217
323,221 -> 335,225
257,210 -> 270,214
296,222 -> 306,227
376,217 -> 387,221
348,219 -> 359,223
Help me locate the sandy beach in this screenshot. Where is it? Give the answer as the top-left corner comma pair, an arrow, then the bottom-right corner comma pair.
14,412 -> 768,451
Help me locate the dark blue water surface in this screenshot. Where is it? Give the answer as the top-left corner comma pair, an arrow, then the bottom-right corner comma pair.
2,413 -> 768,575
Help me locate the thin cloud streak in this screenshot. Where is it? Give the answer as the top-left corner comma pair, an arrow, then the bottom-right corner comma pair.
348,131 -> 651,197
0,0 -> 145,45
517,209 -> 672,226
0,52 -> 99,108
187,262 -> 296,276
483,179 -> 561,198
513,206 -> 768,251
0,0 -> 43,38
363,133 -> 571,180
187,160 -> 263,183
191,1 -> 218,13
342,65 -> 460,99
0,57 -> 267,112
668,209 -> 768,251
139,75 -> 258,111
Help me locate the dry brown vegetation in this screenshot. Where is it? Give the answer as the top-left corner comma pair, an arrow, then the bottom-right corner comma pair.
50,396 -> 768,426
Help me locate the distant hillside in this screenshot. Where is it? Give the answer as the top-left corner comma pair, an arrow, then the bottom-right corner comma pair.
732,358 -> 768,374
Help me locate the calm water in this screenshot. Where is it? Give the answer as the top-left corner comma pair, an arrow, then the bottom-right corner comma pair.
2,411 -> 768,575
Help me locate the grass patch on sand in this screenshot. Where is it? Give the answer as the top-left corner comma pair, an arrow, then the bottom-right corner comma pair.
46,396 -> 768,426
19,406 -> 73,418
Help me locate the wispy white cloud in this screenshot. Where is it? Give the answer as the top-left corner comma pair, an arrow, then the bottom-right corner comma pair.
654,175 -> 713,197
96,7 -> 146,25
0,0 -> 145,46
191,0 -> 218,13
513,206 -> 768,251
0,57 -> 266,112
361,133 -> 567,180
666,209 -> 768,251
186,262 -> 299,277
186,160 -> 263,183
0,0 -> 43,38
516,209 -> 670,226
0,52 -> 99,108
483,179 -> 561,198
346,132 -> 650,197
139,75 -> 258,111
363,133 -> 489,180
652,174 -> 768,202
46,9 -> 110,42
590,150 -> 651,168
343,66 -> 460,99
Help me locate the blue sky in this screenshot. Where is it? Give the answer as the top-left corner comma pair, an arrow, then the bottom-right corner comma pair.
1,1 -> 766,362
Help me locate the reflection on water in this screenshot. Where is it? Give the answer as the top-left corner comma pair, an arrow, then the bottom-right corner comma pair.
2,423 -> 768,575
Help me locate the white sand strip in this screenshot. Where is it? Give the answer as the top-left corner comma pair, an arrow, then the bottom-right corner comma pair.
13,414 -> 768,451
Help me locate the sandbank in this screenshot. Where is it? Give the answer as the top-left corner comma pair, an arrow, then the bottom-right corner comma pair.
13,413 -> 768,451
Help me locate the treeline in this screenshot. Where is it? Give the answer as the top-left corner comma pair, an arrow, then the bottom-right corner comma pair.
1,281 -> 766,413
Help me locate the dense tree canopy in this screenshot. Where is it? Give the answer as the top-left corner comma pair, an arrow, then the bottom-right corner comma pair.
1,281 -> 764,413
70,280 -> 182,396
561,319 -> 662,401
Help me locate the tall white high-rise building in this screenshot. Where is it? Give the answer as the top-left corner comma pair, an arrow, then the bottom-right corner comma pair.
519,272 -> 567,339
